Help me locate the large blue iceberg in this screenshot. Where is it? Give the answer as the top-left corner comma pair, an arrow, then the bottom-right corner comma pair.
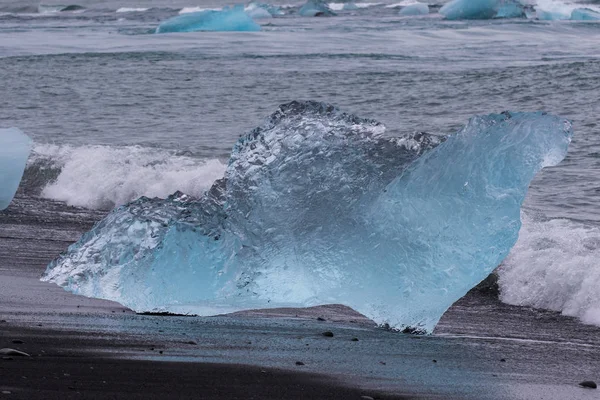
298,0 -> 336,17
440,0 -> 525,20
0,128 -> 32,210
156,5 -> 260,33
42,102 -> 572,332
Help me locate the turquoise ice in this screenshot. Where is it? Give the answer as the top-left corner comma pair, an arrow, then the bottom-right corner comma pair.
399,3 -> 429,16
0,128 -> 32,210
156,5 -> 261,33
440,0 -> 525,20
43,102 -> 572,332
570,8 -> 600,21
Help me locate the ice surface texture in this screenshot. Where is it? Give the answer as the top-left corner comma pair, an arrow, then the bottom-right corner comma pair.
440,0 -> 525,20
43,102 -> 572,332
299,0 -> 336,17
0,128 -> 32,210
399,3 -> 429,16
156,5 -> 260,33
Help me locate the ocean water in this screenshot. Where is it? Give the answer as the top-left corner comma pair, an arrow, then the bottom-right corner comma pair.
2,0 -> 600,326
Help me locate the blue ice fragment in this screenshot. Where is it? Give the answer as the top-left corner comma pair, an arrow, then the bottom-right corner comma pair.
495,3 -> 525,18
156,5 -> 261,33
399,3 -> 429,16
299,0 -> 336,17
245,2 -> 283,18
571,8 -> 600,21
343,2 -> 358,11
0,128 -> 32,210
440,0 -> 525,20
42,102 -> 572,332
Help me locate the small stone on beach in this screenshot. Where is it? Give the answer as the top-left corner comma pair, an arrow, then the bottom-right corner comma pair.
11,340 -> 23,344
295,361 -> 305,366
500,358 -> 506,362
579,381 -> 597,389
317,317 -> 326,321
351,338 -> 359,341
322,331 -> 334,337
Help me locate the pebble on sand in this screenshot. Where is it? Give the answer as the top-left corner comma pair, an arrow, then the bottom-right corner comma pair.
579,381 -> 597,389
321,331 -> 334,337
295,361 -> 305,366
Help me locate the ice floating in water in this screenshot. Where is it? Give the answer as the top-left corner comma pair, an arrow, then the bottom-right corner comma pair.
570,8 -> 600,21
299,0 -> 336,17
245,2 -> 283,19
399,3 -> 429,16
440,0 -> 525,20
156,5 -> 261,33
43,102 -> 572,332
0,128 -> 32,210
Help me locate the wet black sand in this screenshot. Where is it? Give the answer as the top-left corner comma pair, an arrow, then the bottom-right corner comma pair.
1,195 -> 600,400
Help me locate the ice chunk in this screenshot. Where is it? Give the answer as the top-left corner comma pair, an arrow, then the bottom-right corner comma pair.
440,0 -> 525,20
571,8 -> 600,21
343,2 -> 359,10
245,2 -> 283,18
156,5 -> 261,33
0,128 -> 32,210
399,3 -> 429,16
43,102 -> 572,333
299,0 -> 336,16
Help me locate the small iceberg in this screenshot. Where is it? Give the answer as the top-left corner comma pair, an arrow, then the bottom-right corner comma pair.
299,0 -> 336,17
399,3 -> 429,16
156,5 -> 261,33
245,2 -> 283,19
570,8 -> 600,21
0,128 -> 32,210
440,0 -> 525,20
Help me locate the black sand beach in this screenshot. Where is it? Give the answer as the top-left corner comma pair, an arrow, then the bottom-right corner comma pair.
1,195 -> 600,400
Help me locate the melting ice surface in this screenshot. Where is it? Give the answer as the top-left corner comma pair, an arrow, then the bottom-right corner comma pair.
399,3 -> 429,16
0,128 -> 32,210
43,102 -> 572,332
155,5 -> 260,33
440,0 -> 526,20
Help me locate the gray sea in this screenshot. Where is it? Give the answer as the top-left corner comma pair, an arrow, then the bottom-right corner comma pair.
1,0 -> 600,339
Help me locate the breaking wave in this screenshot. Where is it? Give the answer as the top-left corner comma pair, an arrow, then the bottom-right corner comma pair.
26,144 -> 225,210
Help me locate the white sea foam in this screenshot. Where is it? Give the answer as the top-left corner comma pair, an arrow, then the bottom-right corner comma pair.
179,6 -> 222,14
31,144 -> 225,210
328,2 -> 382,10
385,1 -> 420,8
116,7 -> 149,13
499,213 -> 600,327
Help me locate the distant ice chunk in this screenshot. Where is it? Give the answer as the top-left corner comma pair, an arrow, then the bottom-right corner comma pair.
0,128 -> 32,210
156,5 -> 261,33
399,3 -> 429,16
245,2 -> 283,18
440,0 -> 525,20
570,8 -> 600,21
299,0 -> 336,16
43,102 -> 572,332
343,2 -> 359,10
